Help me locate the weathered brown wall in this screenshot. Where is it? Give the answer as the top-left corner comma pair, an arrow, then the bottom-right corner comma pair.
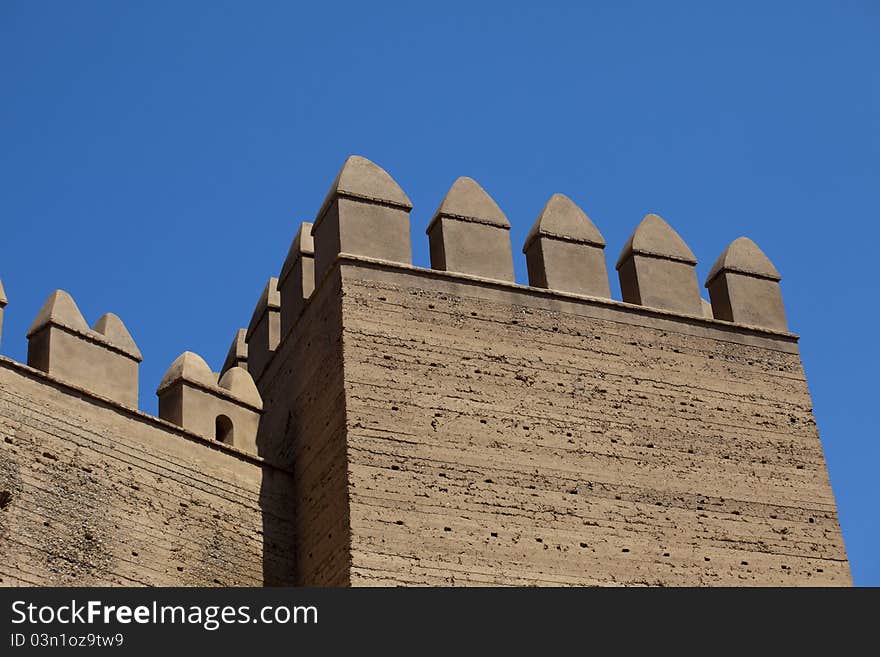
338,260 -> 850,586
0,359 -> 295,586
256,268 -> 351,586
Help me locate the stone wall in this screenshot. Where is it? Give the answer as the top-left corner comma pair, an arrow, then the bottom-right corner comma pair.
0,153 -> 852,587
338,260 -> 850,586
0,359 -> 295,586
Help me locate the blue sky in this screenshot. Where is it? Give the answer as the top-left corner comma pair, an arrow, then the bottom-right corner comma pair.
1,1 -> 877,584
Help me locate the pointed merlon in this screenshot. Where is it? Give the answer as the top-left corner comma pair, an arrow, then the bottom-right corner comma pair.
218,366 -> 263,410
246,277 -> 281,343
316,155 -> 413,222
523,194 -> 610,298
26,289 -> 140,407
221,328 -> 249,375
26,289 -> 89,338
157,352 -> 262,453
93,313 -> 143,361
426,177 -> 514,282
523,194 -> 605,250
705,237 -> 787,331
427,177 -> 509,231
246,277 -> 282,386
0,279 -> 6,348
705,236 -> 781,285
279,221 -> 317,336
157,351 -> 217,394
312,155 -> 413,282
615,213 -> 697,270
616,214 -> 702,316
279,222 -> 315,285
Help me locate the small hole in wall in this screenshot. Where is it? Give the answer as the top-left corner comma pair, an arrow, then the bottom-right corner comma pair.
443,527 -> 452,532
177,566 -> 184,572
216,415 -> 234,445
580,543 -> 588,548
395,520 -> 404,526
621,548 -> 630,553
428,304 -> 435,309
391,465 -> 400,471
491,532 -> 498,537
378,296 -> 387,301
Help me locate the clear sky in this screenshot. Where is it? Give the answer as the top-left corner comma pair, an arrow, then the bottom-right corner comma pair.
1,1 -> 877,584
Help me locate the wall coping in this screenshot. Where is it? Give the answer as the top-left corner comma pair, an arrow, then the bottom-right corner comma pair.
331,254 -> 800,353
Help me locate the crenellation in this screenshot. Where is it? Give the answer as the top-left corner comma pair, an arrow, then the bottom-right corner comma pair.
245,277 -> 281,384
0,155 -> 849,587
312,155 -> 413,285
25,289 -> 141,408
427,176 -> 515,282
156,351 -> 262,454
279,221 -> 316,337
221,327 -> 248,375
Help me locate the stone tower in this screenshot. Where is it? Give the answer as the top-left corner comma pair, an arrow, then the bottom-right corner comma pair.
0,156 -> 850,586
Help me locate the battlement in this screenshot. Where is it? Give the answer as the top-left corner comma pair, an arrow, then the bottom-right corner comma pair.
0,155 -> 791,431
0,155 -> 848,587
24,290 -> 142,408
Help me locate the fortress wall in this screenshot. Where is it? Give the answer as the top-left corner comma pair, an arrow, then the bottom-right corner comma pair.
0,154 -> 852,587
255,267 -> 350,586
0,358 -> 295,586
338,260 -> 850,586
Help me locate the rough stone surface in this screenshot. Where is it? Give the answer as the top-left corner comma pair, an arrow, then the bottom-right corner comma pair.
0,359 -> 295,586
336,262 -> 849,586
256,267 -> 350,586
0,152 -> 850,587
